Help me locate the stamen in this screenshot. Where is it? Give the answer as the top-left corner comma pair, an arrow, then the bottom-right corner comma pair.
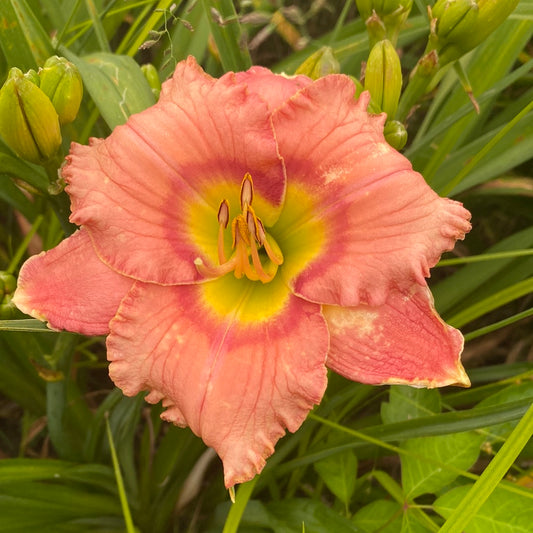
194,256 -> 237,278
249,237 -> 275,283
240,173 -> 253,210
218,199 -> 229,228
197,173 -> 282,283
257,220 -> 283,265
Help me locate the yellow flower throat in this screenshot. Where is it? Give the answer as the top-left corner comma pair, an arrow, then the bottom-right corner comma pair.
195,174 -> 284,283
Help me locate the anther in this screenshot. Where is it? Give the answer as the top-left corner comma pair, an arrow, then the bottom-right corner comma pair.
218,199 -> 229,228
240,173 -> 254,210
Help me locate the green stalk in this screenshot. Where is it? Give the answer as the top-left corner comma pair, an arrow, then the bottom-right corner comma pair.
222,477 -> 258,533
201,0 -> 251,72
106,415 -> 136,533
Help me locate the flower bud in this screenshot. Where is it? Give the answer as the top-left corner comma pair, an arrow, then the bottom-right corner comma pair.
0,67 -> 62,165
431,0 -> 519,65
0,272 -> 19,320
357,0 -> 413,45
383,120 -> 407,150
25,69 -> 41,86
364,40 -> 402,119
295,47 -> 340,80
39,56 -> 83,125
141,63 -> 162,99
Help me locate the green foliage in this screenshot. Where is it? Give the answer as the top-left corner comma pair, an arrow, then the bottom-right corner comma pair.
0,0 -> 532,531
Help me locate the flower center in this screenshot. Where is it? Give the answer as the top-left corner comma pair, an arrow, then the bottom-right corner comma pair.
195,174 -> 284,283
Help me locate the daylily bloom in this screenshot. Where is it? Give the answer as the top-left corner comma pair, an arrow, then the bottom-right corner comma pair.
13,57 -> 471,488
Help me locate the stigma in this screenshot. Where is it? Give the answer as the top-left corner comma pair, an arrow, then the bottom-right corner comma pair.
195,174 -> 283,283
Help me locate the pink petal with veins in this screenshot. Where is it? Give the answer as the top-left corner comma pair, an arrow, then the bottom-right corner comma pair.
107,281 -> 328,487
233,66 -> 312,110
13,229 -> 133,335
323,283 -> 470,387
62,57 -> 285,285
272,76 -> 471,307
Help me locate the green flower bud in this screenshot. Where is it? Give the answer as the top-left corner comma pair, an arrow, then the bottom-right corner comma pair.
431,0 -> 520,65
364,40 -> 402,119
141,63 -> 162,99
295,47 -> 340,80
357,0 -> 413,45
0,272 -> 16,296
24,69 -> 40,87
39,56 -> 83,125
431,0 -> 478,42
0,67 -> 62,165
383,120 -> 407,150
0,272 -> 19,319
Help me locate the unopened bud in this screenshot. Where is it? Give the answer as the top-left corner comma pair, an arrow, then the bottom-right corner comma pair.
364,40 -> 402,119
39,56 -> 83,125
0,272 -> 19,319
357,0 -> 413,45
25,69 -> 40,86
431,0 -> 519,65
0,67 -> 61,165
295,47 -> 340,80
383,120 -> 407,150
433,0 -> 476,38
141,63 -> 162,99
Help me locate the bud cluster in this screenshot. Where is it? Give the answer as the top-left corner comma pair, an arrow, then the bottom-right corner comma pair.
0,272 -> 19,319
0,56 -> 82,167
428,0 -> 520,66
356,0 -> 413,46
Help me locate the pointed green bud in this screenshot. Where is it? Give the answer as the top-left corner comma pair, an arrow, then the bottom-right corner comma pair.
24,69 -> 41,86
383,120 -> 407,150
0,272 -> 19,319
39,56 -> 83,125
434,0 -> 477,39
0,67 -> 61,165
430,0 -> 519,65
141,63 -> 162,99
295,47 -> 340,80
357,0 -> 413,45
364,40 -> 402,119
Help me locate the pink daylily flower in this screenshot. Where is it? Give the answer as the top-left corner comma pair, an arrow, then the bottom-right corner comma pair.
13,57 -> 471,488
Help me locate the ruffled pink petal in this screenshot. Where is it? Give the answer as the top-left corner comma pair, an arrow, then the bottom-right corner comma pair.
233,67 -> 312,110
13,229 -> 133,335
107,282 -> 328,488
271,76 -> 471,307
62,57 -> 285,285
323,283 -> 470,387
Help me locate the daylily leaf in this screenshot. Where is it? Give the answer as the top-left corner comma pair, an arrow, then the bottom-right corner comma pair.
401,431 -> 484,499
0,319 -> 56,332
381,386 -> 441,424
434,484 -> 533,533
475,381 -> 533,445
313,449 -> 358,505
352,500 -> 402,533
0,0 -> 53,70
60,50 -> 156,129
0,140 -> 49,193
266,498 -> 356,533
